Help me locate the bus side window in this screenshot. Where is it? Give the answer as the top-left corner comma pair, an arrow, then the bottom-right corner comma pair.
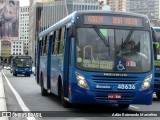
52,31 -> 56,55
58,27 -> 66,55
40,37 -> 44,56
45,35 -> 50,55
52,30 -> 59,55
57,28 -> 62,55
43,35 -> 48,56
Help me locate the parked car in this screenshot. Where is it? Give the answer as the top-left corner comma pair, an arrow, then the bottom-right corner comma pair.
32,66 -> 35,75
3,66 -> 7,69
6,66 -> 11,70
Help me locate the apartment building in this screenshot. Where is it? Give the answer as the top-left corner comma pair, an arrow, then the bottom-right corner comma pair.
29,0 -> 99,65
11,40 -> 24,55
105,0 -> 126,11
126,0 -> 160,19
19,6 -> 30,55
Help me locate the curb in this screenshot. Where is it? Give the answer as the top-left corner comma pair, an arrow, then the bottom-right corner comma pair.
0,71 -> 9,120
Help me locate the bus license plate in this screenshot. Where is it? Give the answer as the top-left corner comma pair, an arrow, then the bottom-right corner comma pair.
108,94 -> 121,99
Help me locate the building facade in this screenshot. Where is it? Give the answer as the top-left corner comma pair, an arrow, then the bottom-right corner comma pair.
29,0 -> 100,65
126,0 -> 160,19
105,0 -> 126,11
19,6 -> 30,55
1,41 -> 11,64
11,40 -> 24,55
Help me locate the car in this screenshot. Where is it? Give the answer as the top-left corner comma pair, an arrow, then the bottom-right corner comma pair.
32,66 -> 35,75
6,66 -> 11,70
3,66 -> 7,69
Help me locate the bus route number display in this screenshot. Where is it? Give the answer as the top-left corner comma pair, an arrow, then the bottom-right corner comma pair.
84,15 -> 143,27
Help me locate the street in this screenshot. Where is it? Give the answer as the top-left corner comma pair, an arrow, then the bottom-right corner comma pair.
1,70 -> 160,120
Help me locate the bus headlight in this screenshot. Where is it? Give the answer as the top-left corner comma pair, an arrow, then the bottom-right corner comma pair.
140,74 -> 152,90
75,72 -> 89,90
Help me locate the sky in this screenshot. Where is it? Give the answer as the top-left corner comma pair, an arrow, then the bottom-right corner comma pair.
19,0 -> 30,6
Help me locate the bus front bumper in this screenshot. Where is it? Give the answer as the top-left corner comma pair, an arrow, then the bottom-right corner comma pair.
70,88 -> 153,105
15,71 -> 32,75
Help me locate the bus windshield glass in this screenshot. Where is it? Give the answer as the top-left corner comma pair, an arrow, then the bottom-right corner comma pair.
15,58 -> 32,68
76,27 -> 151,72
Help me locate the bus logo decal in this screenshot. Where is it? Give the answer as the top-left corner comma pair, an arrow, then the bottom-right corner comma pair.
104,73 -> 127,76
96,85 -> 111,89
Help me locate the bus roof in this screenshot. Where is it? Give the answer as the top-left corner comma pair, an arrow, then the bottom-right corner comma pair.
39,10 -> 149,39
76,10 -> 148,18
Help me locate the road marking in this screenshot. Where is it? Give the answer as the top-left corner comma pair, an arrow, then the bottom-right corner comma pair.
2,71 -> 36,120
0,72 -> 8,120
130,105 -> 140,109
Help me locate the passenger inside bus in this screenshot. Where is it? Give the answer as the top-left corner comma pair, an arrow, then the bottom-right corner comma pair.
118,41 -> 133,56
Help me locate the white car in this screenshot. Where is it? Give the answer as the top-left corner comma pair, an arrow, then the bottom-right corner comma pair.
6,66 -> 11,70
32,66 -> 35,75
3,66 -> 7,69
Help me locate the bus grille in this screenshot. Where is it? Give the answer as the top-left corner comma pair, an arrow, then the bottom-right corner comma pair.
155,73 -> 160,78
91,75 -> 138,84
154,84 -> 160,89
154,79 -> 160,82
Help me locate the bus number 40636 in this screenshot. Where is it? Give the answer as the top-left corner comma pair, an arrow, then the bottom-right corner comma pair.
117,84 -> 136,90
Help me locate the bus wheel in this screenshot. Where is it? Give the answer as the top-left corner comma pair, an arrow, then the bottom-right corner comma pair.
118,104 -> 130,109
59,83 -> 71,108
156,92 -> 160,99
15,74 -> 17,76
40,75 -> 48,96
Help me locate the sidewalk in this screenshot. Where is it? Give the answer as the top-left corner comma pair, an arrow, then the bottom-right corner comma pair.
0,71 -> 8,120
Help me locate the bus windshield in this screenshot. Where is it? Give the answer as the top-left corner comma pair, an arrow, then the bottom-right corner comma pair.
76,27 -> 151,72
15,58 -> 32,68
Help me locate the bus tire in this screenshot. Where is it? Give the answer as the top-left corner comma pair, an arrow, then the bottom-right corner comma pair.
59,81 -> 71,108
40,74 -> 48,96
118,104 -> 130,109
156,92 -> 160,99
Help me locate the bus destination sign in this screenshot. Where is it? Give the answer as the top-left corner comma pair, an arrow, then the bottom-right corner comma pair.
84,15 -> 143,27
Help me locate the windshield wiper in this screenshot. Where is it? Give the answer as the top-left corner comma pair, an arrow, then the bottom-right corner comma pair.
93,25 -> 109,47
122,29 -> 134,47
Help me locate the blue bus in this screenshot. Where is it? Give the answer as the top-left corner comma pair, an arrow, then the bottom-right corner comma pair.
36,11 -> 154,108
11,55 -> 32,77
152,27 -> 160,99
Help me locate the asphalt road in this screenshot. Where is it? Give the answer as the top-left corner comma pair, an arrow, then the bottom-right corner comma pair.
1,70 -> 160,120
